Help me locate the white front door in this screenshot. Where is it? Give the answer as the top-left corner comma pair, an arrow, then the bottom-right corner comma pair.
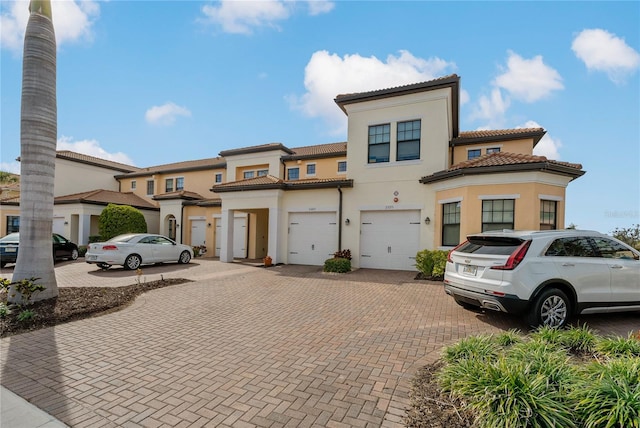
288,212 -> 338,266
191,219 -> 206,247
360,210 -> 421,271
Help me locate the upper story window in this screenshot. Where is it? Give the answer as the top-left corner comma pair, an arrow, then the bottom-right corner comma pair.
176,177 -> 184,191
482,199 -> 514,232
368,124 -> 390,163
486,147 -> 501,154
131,180 -> 136,190
540,200 -> 557,230
468,149 -> 481,160
337,161 -> 347,173
215,173 -> 222,183
287,167 -> 299,180
442,202 -> 461,246
306,164 -> 316,176
165,178 -> 174,193
146,180 -> 154,196
397,120 -> 421,161
243,171 -> 254,179
6,216 -> 19,234
257,169 -> 268,177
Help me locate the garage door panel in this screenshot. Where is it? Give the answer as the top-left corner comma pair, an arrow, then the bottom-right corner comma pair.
360,210 -> 420,271
214,217 -> 247,258
288,212 -> 337,266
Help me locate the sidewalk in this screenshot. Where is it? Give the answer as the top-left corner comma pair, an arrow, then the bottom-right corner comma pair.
1,385 -> 68,428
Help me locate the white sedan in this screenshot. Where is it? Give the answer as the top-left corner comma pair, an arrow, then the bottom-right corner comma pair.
86,233 -> 193,270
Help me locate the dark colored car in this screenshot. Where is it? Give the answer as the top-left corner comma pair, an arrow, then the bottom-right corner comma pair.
0,232 -> 79,268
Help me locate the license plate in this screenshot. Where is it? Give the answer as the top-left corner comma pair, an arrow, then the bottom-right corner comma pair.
5,248 -> 16,253
87,255 -> 97,261
462,265 -> 477,276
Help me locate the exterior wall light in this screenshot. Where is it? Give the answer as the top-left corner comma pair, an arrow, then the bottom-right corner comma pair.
424,217 -> 431,225
345,218 -> 350,225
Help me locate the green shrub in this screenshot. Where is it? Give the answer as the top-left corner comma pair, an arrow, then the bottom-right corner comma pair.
572,357 -> 640,428
323,257 -> 351,273
596,333 -> 640,357
17,309 -> 36,322
415,249 -> 448,278
333,249 -> 352,260
0,302 -> 11,318
8,277 -> 45,305
495,329 -> 523,347
98,203 -> 147,240
88,235 -> 102,244
78,245 -> 88,257
442,334 -> 498,363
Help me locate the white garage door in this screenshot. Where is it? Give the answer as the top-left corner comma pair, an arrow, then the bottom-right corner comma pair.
360,210 -> 420,271
288,212 -> 338,266
215,217 -> 247,258
53,217 -> 65,236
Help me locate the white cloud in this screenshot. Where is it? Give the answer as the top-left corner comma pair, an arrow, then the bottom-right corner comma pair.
572,28 -> 640,84
201,0 -> 334,34
306,0 -> 334,16
523,120 -> 562,160
288,50 -> 456,135
145,102 -> 192,126
1,0 -> 100,52
57,136 -> 135,165
469,88 -> 510,128
494,51 -> 564,103
201,0 -> 291,35
0,161 -> 21,175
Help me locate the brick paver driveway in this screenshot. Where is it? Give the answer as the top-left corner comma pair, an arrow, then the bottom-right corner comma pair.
1,260 -> 637,427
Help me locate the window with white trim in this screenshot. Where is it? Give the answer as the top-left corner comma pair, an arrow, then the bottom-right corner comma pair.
243,171 -> 254,179
468,149 -> 481,160
482,199 -> 514,232
146,180 -> 154,196
287,167 -> 299,180
257,169 -> 268,177
540,200 -> 557,230
131,180 -> 136,190
486,147 -> 501,154
442,202 -> 461,246
215,173 -> 222,183
306,163 -> 316,176
397,120 -> 420,161
368,123 -> 390,163
337,161 -> 347,173
165,178 -> 174,192
176,177 -> 184,191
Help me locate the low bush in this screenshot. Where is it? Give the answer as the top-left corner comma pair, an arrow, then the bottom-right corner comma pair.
333,249 -> 352,260
324,257 -> 351,273
415,249 -> 448,279
78,245 -> 88,257
436,326 -> 640,428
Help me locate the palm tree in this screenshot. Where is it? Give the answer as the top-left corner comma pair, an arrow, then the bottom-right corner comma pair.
10,0 -> 58,303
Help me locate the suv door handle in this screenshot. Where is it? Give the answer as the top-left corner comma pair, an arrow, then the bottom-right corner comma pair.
610,264 -> 623,269
561,263 -> 574,267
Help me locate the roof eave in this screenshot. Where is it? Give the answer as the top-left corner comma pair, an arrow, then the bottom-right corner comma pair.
450,129 -> 547,147
420,163 -> 585,184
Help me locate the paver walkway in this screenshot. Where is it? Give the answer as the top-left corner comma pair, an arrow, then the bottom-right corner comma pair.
1,260 -> 637,427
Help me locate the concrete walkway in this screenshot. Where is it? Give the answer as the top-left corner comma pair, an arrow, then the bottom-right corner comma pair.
1,259 -> 637,427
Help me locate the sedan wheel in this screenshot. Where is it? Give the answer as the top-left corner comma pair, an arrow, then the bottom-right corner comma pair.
124,254 -> 142,270
528,288 -> 570,328
178,250 -> 191,264
71,249 -> 79,260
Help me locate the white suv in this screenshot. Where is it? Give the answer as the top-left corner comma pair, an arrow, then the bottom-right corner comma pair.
444,229 -> 640,328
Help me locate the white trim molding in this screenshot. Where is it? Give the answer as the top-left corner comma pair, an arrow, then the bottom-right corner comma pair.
438,197 -> 463,205
478,194 -> 520,200
538,194 -> 563,201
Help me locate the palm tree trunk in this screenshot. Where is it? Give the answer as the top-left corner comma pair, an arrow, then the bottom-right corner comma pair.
10,1 -> 58,303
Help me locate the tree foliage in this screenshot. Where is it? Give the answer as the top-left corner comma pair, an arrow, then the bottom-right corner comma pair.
611,224 -> 640,250
98,204 -> 147,240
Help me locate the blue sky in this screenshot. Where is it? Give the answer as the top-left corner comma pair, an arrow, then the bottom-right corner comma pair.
1,0 -> 639,233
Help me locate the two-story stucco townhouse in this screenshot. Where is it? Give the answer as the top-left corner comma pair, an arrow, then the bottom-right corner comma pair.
0,74 -> 584,271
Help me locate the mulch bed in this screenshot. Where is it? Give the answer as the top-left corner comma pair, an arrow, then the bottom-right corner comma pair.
0,278 -> 190,337
404,360 -> 475,427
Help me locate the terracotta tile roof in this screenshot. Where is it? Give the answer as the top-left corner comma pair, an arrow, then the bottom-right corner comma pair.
54,189 -> 159,210
420,152 -> 585,184
56,151 -> 140,173
153,190 -> 206,201
184,198 -> 222,207
0,195 -> 19,204
219,143 -> 294,157
285,142 -> 347,160
118,157 -> 226,178
452,128 -> 546,146
212,175 -> 353,192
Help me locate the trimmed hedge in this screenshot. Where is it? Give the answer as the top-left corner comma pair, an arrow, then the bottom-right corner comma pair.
98,203 -> 147,241
324,257 -> 351,273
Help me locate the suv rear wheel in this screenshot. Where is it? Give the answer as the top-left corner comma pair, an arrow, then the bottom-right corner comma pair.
527,288 -> 570,328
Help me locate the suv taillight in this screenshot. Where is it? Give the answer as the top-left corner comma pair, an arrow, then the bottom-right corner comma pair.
447,241 -> 468,263
491,240 -> 532,270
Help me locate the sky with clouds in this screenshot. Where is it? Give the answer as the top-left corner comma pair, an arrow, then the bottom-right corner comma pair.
1,0 -> 638,232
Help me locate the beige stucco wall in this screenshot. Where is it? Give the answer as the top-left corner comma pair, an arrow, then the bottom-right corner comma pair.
54,158 -> 121,196
451,138 -> 534,164
225,151 -> 286,183
282,156 -> 347,180
431,171 -> 571,247
120,167 -> 225,202
235,164 -> 270,181
182,205 -> 221,257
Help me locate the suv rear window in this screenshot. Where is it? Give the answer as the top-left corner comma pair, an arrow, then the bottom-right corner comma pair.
457,236 -> 524,255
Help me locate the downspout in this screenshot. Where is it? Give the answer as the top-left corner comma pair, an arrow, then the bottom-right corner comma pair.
337,186 -> 343,251
180,202 -> 185,244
